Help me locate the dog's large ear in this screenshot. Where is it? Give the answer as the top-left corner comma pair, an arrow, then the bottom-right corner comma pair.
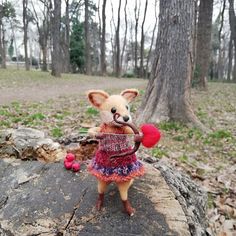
120,89 -> 139,103
87,90 -> 109,108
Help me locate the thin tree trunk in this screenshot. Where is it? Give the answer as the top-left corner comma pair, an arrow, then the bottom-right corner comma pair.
115,0 -> 122,77
192,0 -> 198,74
0,23 -> 6,69
0,5 -> 6,70
227,33 -> 233,81
145,0 -> 158,79
139,0 -> 148,78
85,0 -> 91,75
120,0 -> 127,73
110,2 -> 116,74
217,0 -> 226,80
51,0 -> 62,77
229,0 -> 236,82
194,0 -> 214,89
137,0 -> 203,130
23,0 -> 30,71
134,0 -> 141,76
10,20 -> 19,70
64,0 -> 70,73
100,0 -> 107,75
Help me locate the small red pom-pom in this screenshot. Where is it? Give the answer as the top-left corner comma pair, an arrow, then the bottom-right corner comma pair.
66,153 -> 75,162
71,162 -> 80,172
64,160 -> 73,170
140,124 -> 161,148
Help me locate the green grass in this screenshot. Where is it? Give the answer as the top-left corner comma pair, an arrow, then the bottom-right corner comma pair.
151,147 -> 168,159
159,121 -> 185,131
51,127 -> 63,138
86,106 -> 99,116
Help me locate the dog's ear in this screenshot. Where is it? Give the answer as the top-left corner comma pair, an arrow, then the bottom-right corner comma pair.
120,89 -> 139,103
87,90 -> 109,108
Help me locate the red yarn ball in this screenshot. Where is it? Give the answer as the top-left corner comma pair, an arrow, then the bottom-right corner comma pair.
71,162 -> 80,172
66,153 -> 75,162
140,124 -> 161,148
64,160 -> 73,170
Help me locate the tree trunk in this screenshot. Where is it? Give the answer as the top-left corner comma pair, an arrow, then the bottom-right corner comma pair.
194,0 -> 214,89
64,0 -> 70,73
227,34 -> 233,81
0,5 -> 6,70
134,0 -> 140,76
145,0 -> 158,79
23,0 -> 30,71
51,0 -> 61,77
229,0 -> 236,82
0,24 -> 6,69
85,0 -> 91,75
42,46 -> 48,71
139,0 -> 148,78
10,20 -> 19,70
137,0 -> 203,129
115,0 -> 122,78
100,0 -> 107,75
217,0 -> 226,80
120,0 -> 127,73
31,1 -> 49,72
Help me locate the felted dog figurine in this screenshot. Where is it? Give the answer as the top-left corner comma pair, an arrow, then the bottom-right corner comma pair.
87,89 -> 145,216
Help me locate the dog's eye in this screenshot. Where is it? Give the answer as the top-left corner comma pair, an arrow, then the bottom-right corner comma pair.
126,105 -> 129,110
111,107 -> 117,114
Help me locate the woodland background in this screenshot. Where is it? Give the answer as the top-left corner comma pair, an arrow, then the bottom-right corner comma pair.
0,0 -> 236,235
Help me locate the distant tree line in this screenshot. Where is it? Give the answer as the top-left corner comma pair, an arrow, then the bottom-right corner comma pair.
0,0 -> 235,85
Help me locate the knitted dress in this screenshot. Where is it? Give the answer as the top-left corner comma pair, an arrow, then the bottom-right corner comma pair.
88,124 -> 145,182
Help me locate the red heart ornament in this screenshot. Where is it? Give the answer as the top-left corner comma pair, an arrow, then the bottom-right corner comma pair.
140,124 -> 161,148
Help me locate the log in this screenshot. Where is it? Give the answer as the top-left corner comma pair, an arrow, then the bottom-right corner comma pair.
0,128 -> 208,235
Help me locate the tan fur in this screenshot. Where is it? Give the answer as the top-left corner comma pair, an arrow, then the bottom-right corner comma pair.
87,89 -> 139,214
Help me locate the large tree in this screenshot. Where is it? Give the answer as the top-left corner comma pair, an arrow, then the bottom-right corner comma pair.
137,0 -> 202,128
194,0 -> 214,89
50,0 -> 62,77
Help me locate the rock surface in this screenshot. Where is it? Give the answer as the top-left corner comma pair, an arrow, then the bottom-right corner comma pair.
0,128 -> 65,162
0,159 -> 192,236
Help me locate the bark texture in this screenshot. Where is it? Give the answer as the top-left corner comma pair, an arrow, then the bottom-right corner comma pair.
229,0 -> 236,82
137,0 -> 202,128
85,0 -> 91,75
100,0 -> 107,75
194,0 -> 214,89
51,0 -> 62,77
23,0 -> 30,71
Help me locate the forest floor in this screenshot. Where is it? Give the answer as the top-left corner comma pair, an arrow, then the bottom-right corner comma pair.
0,69 -> 235,236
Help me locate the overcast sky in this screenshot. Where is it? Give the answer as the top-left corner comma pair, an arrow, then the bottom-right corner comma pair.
5,0 -> 230,57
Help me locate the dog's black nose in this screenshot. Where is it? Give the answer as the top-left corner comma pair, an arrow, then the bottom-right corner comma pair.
123,116 -> 129,122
